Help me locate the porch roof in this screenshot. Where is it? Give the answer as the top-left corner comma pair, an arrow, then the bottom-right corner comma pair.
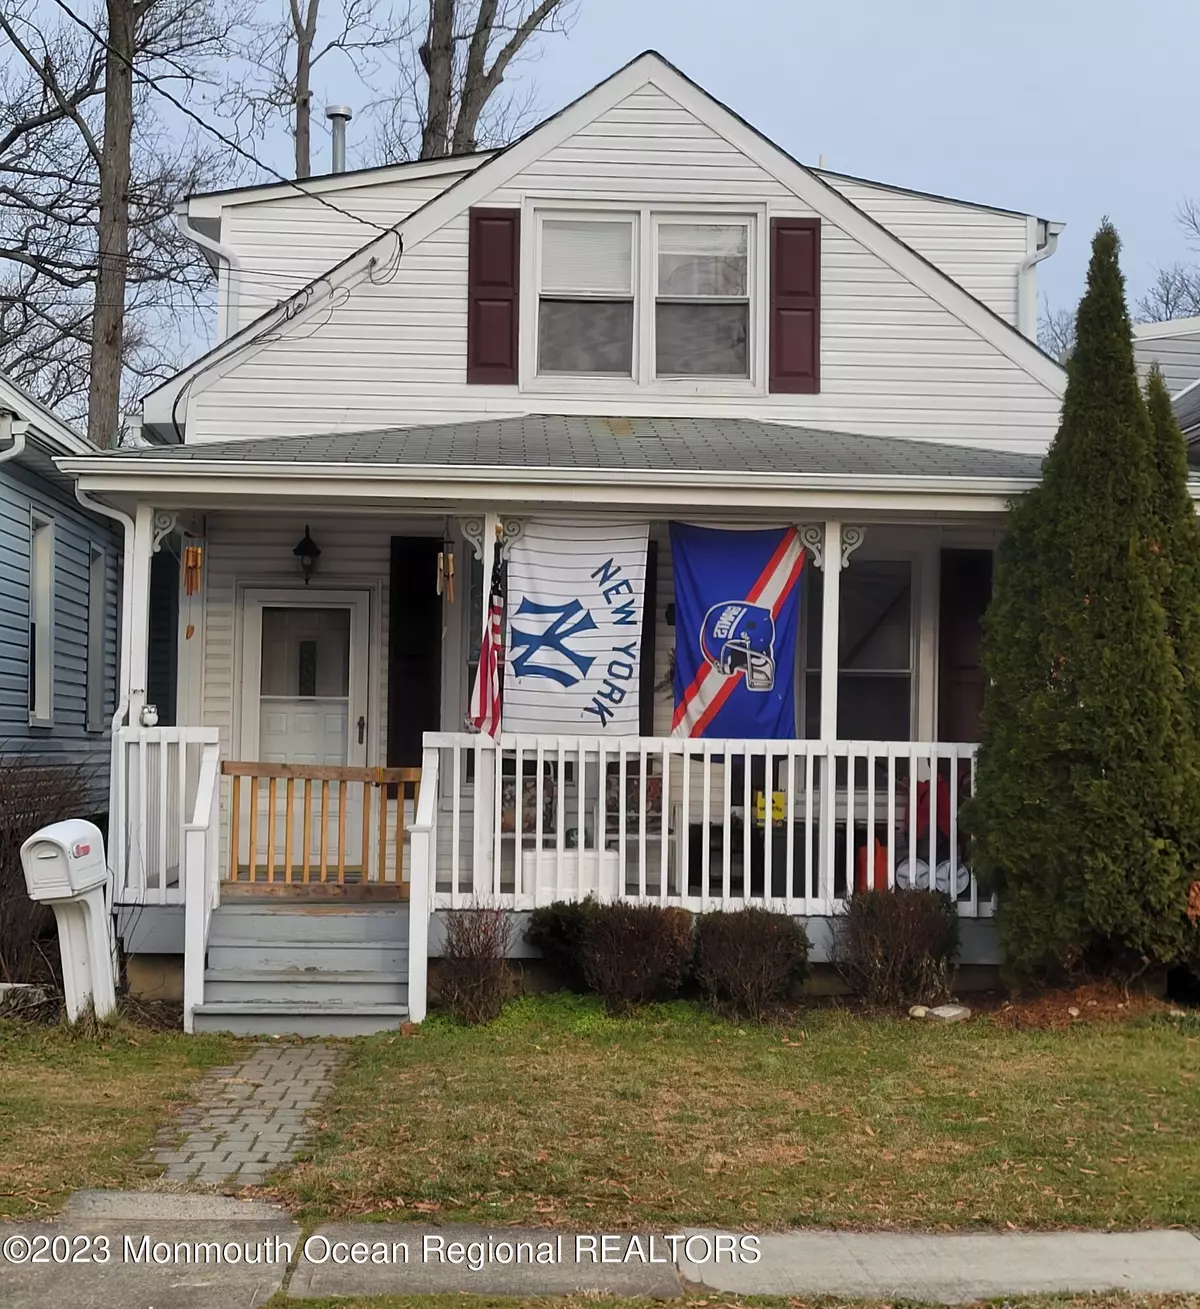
101,415 -> 1044,480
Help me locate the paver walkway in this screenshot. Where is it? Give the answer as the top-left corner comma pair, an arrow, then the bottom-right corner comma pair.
146,1043 -> 343,1187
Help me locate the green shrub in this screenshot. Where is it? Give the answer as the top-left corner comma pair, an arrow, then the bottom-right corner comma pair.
525,899 -> 597,991
694,907 -> 810,1021
438,906 -> 514,1024
968,224 -> 1200,978
0,755 -> 99,985
580,903 -> 693,1013
831,888 -> 960,1009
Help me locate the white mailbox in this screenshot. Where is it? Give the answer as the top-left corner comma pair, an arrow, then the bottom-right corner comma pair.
22,819 -> 108,900
19,819 -> 116,1022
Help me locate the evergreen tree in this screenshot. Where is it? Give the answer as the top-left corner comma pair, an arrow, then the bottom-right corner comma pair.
969,222 -> 1195,977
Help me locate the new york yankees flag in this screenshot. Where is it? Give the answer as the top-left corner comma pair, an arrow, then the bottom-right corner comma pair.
671,523 -> 805,740
503,518 -> 650,735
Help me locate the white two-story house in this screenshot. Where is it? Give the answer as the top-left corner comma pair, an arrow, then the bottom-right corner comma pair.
60,51 -> 1067,1034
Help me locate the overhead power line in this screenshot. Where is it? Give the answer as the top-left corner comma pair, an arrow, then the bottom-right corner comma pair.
44,0 -> 400,239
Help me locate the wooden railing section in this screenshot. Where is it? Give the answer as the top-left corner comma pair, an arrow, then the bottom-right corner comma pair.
221,762 -> 421,890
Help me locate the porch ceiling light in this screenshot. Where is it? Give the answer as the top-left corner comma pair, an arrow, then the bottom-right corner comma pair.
293,525 -> 321,584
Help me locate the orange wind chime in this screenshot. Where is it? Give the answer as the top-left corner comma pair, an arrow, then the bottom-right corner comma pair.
182,541 -> 203,639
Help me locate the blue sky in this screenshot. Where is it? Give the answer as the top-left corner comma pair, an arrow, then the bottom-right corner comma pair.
323,0 -> 1199,320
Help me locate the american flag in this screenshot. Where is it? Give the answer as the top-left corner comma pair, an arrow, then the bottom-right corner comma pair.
469,539 -> 504,736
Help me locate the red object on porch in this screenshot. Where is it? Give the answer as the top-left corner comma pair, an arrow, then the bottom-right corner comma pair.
470,538 -> 505,737
855,837 -> 889,893
911,774 -> 954,842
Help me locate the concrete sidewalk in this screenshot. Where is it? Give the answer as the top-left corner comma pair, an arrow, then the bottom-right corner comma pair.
1,1191 -> 1199,1307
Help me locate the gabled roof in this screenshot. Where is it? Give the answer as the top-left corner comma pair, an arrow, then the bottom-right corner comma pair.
144,50 -> 1066,432
1133,315 -> 1200,341
0,372 -> 91,457
104,414 -> 1043,481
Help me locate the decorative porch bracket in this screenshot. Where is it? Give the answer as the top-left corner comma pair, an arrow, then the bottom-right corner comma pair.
151,510 -> 178,553
460,514 -> 523,561
796,523 -> 867,571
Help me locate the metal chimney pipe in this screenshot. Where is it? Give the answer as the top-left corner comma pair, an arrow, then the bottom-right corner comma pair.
324,105 -> 352,174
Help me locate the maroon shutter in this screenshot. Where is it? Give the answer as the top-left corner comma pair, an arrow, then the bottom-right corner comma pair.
769,218 -> 820,393
467,208 -> 520,384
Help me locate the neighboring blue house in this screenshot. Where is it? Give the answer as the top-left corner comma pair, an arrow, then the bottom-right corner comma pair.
0,373 -> 120,814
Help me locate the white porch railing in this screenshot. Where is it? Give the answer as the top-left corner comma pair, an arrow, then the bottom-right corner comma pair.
183,738 -> 222,1032
416,733 -> 989,918
113,726 -> 222,904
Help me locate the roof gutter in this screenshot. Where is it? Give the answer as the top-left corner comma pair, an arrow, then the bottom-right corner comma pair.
56,454 -> 1041,499
176,206 -> 242,339
0,415 -> 29,464
1017,219 -> 1065,340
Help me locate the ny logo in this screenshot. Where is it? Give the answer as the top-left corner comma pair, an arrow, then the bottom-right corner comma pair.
509,598 -> 597,686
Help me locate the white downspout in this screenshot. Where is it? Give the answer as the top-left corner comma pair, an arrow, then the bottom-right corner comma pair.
1017,218 -> 1065,341
0,415 -> 29,463
75,486 -> 136,983
175,208 -> 241,339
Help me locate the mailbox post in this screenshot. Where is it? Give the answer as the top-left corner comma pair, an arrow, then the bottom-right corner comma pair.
20,820 -> 117,1022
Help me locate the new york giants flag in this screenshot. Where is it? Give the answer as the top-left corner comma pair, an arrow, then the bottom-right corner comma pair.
671,524 -> 805,739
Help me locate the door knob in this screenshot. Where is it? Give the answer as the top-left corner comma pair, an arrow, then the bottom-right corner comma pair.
357,716 -> 365,744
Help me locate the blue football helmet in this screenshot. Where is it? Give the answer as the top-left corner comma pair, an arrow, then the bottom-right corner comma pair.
700,602 -> 776,691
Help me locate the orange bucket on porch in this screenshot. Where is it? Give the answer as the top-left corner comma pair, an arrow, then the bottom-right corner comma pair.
855,837 -> 889,893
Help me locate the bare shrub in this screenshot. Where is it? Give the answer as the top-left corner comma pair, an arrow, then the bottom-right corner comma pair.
439,904 -> 514,1024
694,907 -> 810,1021
0,754 -> 100,984
580,903 -> 693,1014
831,888 -> 961,1010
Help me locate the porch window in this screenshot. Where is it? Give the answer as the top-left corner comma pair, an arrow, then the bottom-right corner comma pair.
655,222 -> 749,376
28,514 -> 54,725
803,560 -> 913,740
537,218 -> 635,375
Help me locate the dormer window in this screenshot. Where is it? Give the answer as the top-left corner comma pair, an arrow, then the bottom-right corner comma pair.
536,218 -> 635,376
655,222 -> 749,377
468,204 -> 818,393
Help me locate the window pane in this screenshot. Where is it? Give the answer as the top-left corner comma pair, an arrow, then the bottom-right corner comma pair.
658,223 -> 747,297
541,220 -> 632,295
656,301 -> 748,375
260,608 -> 350,697
805,561 -> 912,670
804,672 -> 912,740
840,563 -> 911,669
538,299 -> 634,374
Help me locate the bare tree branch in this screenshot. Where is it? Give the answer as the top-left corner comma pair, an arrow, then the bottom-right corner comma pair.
1038,296 -> 1075,362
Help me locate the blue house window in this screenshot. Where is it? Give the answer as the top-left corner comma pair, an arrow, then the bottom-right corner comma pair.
28,514 -> 55,725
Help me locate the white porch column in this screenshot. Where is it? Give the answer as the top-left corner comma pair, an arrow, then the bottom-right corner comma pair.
125,502 -> 156,725
820,521 -> 842,739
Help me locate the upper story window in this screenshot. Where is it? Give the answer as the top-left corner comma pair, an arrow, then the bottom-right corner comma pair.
655,222 -> 749,377
537,218 -> 635,376
466,205 -> 818,393
531,210 -> 757,385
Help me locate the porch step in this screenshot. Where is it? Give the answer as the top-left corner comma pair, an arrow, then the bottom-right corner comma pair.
197,901 -> 412,1034
191,999 -> 409,1037
208,902 -> 409,943
207,939 -> 408,972
203,967 -> 407,1005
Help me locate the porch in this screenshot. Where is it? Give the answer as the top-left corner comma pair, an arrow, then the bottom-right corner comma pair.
62,418 -> 1035,1034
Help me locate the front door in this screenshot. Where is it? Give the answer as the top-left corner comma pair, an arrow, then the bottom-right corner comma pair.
239,589 -> 371,872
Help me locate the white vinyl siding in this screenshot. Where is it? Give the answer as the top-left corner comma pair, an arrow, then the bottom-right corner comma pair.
1133,327 -> 1200,397
816,172 -> 1031,325
186,81 -> 1061,456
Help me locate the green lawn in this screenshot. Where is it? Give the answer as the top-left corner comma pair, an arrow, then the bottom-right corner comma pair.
0,1019 -> 244,1218
276,994 -> 1200,1230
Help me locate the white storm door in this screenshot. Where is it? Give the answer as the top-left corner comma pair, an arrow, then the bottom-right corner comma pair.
239,590 -> 371,873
